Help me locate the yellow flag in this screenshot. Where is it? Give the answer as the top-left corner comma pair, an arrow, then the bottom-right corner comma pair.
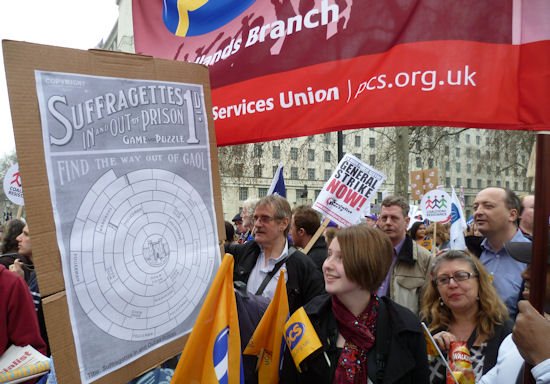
171,254 -> 243,384
243,270 -> 289,384
283,307 -> 322,372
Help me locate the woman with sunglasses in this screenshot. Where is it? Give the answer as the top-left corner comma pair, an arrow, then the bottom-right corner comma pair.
421,250 -> 511,383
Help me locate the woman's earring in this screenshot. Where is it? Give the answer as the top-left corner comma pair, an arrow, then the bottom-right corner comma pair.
439,297 -> 445,307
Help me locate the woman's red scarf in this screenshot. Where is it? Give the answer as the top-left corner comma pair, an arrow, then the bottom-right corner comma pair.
332,294 -> 380,384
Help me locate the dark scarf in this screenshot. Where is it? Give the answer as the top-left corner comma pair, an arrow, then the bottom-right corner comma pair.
332,294 -> 379,384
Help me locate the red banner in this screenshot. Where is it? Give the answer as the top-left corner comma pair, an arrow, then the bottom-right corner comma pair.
133,0 -> 550,146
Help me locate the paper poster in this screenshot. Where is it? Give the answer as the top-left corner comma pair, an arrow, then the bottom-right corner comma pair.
34,71 -> 220,383
3,163 -> 24,206
313,154 -> 385,227
420,189 -> 452,223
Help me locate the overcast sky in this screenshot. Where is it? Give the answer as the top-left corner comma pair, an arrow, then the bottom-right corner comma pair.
0,0 -> 119,158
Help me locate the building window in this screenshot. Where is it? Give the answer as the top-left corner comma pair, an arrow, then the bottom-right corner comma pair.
307,168 -> 315,180
239,187 -> 248,201
487,165 -> 492,173
324,150 -> 331,162
354,135 -> 361,147
258,187 -> 268,197
476,149 -> 481,159
487,179 -> 492,187
369,137 -> 375,148
456,177 -> 462,186
444,146 -> 450,155
234,163 -> 244,177
272,146 -> 280,159
514,182 -> 518,191
445,177 -> 451,187
455,162 -> 461,172
466,148 -> 471,157
465,134 -> 470,144
253,165 -> 263,178
308,149 -> 315,161
477,179 -> 482,189
467,178 -> 472,188
455,134 -> 460,143
476,136 -> 481,145
496,180 -> 502,187
455,147 -> 461,157
273,165 -> 278,176
291,167 -> 298,179
466,163 -> 471,173
445,161 -> 450,171
354,153 -> 362,160
523,181 -> 527,191
324,169 -> 332,180
369,154 -> 376,165
416,157 -> 422,167
290,147 -> 298,160
428,158 -> 434,168
324,133 -> 331,144
505,168 -> 509,176
253,144 -> 263,158
505,181 -> 510,188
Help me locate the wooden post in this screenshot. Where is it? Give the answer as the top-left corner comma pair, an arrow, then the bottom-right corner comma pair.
303,218 -> 331,254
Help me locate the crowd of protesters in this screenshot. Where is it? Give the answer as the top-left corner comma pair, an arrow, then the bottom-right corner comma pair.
2,186 -> 548,384
223,188 -> 548,383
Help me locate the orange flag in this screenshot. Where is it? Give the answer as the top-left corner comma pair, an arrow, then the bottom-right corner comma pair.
171,254 -> 243,383
243,270 -> 289,384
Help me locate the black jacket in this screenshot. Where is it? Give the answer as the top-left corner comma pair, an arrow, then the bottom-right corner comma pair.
225,240 -> 325,314
306,236 -> 328,272
281,294 -> 430,384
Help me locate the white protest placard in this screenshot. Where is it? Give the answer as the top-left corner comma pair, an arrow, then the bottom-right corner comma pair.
2,163 -> 24,206
313,154 -> 386,227
420,189 -> 452,222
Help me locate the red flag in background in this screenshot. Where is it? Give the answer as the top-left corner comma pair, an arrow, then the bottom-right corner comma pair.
133,0 -> 550,146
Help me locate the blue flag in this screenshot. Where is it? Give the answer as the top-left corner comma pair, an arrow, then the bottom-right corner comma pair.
267,163 -> 286,198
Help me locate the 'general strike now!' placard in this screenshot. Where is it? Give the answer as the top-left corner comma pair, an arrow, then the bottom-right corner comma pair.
313,154 -> 385,227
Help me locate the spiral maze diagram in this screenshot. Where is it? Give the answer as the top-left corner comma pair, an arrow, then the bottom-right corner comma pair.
69,168 -> 216,341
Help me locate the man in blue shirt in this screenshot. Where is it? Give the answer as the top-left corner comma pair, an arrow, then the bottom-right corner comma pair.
473,187 -> 529,317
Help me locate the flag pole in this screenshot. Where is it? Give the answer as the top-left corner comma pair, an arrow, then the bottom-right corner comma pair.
303,218 -> 330,254
524,133 -> 550,384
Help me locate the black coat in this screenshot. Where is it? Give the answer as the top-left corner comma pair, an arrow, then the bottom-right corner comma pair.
225,240 -> 325,314
281,294 -> 430,384
306,236 -> 328,272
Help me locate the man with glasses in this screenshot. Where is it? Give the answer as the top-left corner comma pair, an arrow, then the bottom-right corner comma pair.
226,195 -> 324,384
226,194 -> 324,313
473,187 -> 530,317
377,195 -> 432,315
